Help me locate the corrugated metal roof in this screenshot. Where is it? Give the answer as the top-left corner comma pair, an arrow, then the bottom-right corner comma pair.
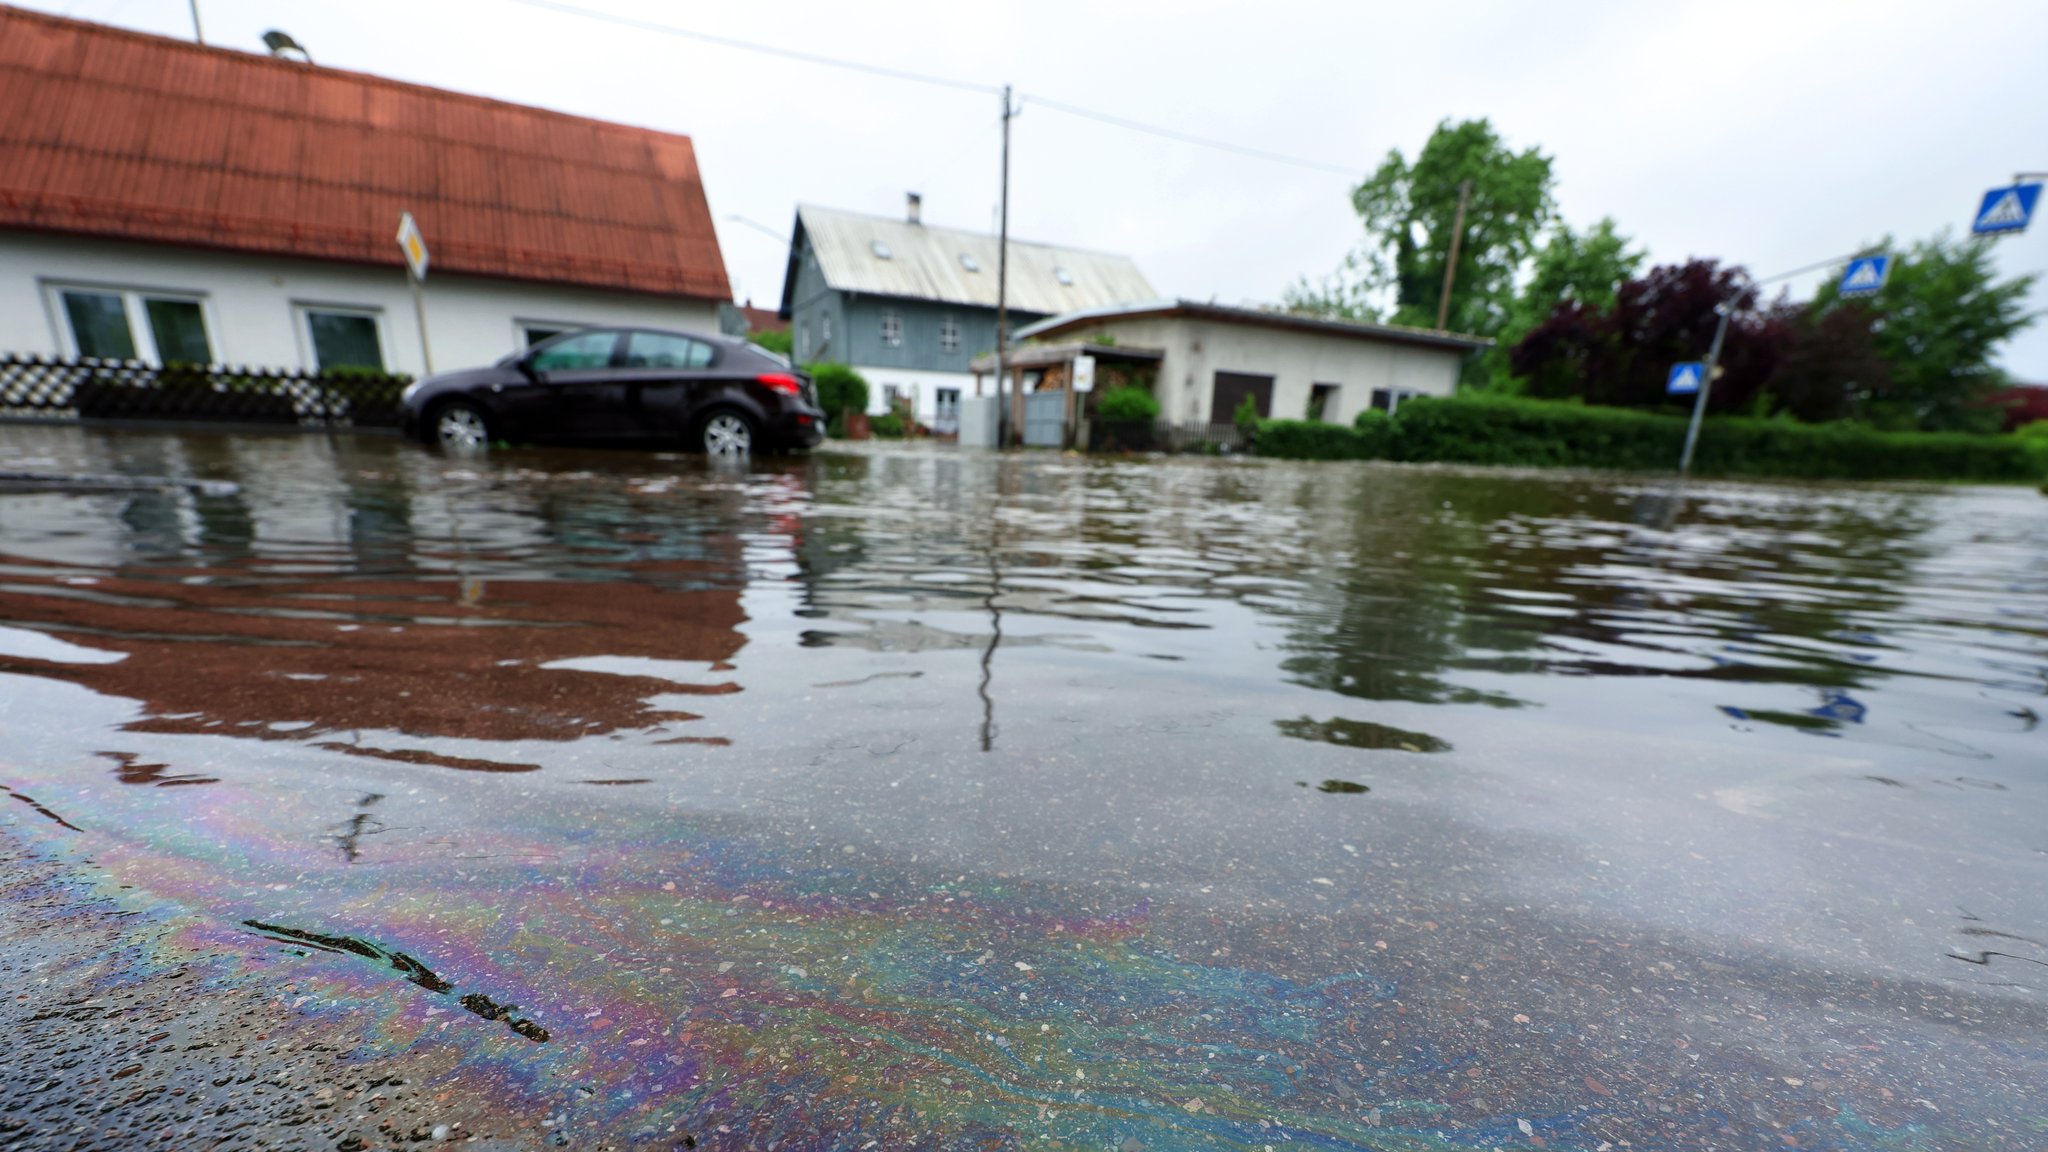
1014,300 -> 1492,352
0,5 -> 729,301
789,205 -> 1154,314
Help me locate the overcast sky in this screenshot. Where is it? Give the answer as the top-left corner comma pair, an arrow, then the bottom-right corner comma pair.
25,0 -> 2048,378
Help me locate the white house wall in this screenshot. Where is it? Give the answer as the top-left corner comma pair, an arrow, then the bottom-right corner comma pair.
0,232 -> 721,376
851,364 -> 974,423
1069,316 -> 1464,424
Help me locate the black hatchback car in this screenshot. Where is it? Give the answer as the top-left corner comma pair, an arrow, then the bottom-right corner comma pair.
400,327 -> 825,454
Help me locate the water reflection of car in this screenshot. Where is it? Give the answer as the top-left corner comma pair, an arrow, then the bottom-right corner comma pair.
400,327 -> 825,455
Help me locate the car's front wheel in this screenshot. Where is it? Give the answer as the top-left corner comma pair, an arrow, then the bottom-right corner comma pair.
431,400 -> 493,451
695,409 -> 758,456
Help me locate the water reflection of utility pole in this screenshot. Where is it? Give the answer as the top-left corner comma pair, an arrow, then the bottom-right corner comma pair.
978,515 -> 1004,752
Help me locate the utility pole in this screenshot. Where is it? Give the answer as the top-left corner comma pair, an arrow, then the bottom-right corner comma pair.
1435,180 -> 1472,331
409,268 -> 435,376
994,84 -> 1013,447
188,0 -> 205,44
1678,303 -> 1731,478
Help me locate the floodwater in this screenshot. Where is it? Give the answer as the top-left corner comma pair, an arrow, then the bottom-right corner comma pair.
0,425 -> 2044,1151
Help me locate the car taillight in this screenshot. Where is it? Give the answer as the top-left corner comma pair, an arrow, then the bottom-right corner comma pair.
757,373 -> 802,396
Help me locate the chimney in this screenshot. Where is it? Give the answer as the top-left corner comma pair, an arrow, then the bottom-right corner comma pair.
906,192 -> 923,226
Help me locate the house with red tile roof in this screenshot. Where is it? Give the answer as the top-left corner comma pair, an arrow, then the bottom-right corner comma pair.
0,5 -> 730,377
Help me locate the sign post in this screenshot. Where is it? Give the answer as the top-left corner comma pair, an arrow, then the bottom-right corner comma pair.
1676,306 -> 1732,479
397,212 -> 434,375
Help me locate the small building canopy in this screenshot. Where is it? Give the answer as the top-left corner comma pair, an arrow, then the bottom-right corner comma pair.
1013,299 -> 1492,352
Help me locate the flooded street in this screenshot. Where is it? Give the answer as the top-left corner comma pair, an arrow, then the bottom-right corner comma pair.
2,425 -> 2044,1151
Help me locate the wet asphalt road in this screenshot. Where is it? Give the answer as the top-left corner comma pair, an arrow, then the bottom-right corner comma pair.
1,425 -> 2044,1151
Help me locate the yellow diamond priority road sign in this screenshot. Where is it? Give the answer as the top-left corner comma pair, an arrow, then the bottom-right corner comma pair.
396,212 -> 430,281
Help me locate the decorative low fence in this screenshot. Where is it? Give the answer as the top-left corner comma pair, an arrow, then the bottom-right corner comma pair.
0,355 -> 413,430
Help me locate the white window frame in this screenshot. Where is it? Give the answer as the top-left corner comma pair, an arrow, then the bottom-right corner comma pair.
880,310 -> 903,348
938,315 -> 960,354
821,312 -> 832,344
42,280 -> 219,366
293,303 -> 389,373
515,319 -> 583,349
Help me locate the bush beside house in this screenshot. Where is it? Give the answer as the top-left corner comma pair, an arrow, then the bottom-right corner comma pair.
1249,396 -> 2048,482
805,362 -> 870,437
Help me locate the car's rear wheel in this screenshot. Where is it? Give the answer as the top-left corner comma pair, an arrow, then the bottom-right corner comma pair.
696,409 -> 757,456
432,400 -> 492,451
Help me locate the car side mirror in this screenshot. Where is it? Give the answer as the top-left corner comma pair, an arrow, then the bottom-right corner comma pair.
515,357 -> 542,382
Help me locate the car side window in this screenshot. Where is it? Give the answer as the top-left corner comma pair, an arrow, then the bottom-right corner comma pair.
530,330 -> 618,372
625,332 -> 715,370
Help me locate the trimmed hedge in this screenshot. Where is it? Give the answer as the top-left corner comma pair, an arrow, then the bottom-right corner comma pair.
1253,419 -> 1369,460
1249,396 -> 2048,482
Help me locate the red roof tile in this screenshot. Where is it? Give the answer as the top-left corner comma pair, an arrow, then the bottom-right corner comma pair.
0,5 -> 729,301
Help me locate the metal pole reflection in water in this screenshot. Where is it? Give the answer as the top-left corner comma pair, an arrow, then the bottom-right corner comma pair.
978,516 -> 1003,752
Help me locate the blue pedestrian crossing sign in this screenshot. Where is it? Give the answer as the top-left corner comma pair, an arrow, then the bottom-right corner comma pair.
1837,254 -> 1890,298
1667,362 -> 1703,396
1972,183 -> 2041,235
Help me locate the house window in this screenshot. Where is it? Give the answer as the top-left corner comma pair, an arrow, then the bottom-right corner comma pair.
521,324 -> 572,348
880,310 -> 903,348
1370,387 -> 1422,415
939,315 -> 960,353
821,313 -> 832,345
301,308 -> 385,372
61,291 -> 134,360
798,319 -> 810,359
52,285 -> 213,365
1308,382 -> 1340,422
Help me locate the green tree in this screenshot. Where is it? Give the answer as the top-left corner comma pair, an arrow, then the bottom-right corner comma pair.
748,328 -> 793,356
1292,119 -> 1556,347
1485,217 -> 1643,391
1811,233 -> 2037,432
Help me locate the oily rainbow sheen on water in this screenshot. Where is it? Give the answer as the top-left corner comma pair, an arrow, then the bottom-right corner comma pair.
5,768 -> 1933,1152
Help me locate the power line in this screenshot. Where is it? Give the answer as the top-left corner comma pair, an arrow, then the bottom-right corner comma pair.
1020,96 -> 1359,176
497,0 -> 1000,95
494,0 -> 1358,177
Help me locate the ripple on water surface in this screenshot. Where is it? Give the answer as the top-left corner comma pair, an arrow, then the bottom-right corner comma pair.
0,430 -> 2044,1149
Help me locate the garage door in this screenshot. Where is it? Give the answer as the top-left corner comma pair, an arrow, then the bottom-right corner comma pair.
1211,371 -> 1274,423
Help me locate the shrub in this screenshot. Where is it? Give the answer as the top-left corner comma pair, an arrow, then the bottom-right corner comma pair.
1095,385 -> 1160,423
1248,394 -> 2046,482
1399,396 -> 2045,481
869,410 -> 907,439
1352,409 -> 1393,458
805,362 -> 869,437
1255,420 -> 1371,460
1233,394 -> 1261,435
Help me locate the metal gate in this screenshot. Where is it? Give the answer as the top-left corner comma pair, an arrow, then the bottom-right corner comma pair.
1023,391 -> 1066,447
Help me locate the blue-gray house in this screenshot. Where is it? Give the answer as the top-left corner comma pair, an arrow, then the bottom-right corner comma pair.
778,198 -> 1154,431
